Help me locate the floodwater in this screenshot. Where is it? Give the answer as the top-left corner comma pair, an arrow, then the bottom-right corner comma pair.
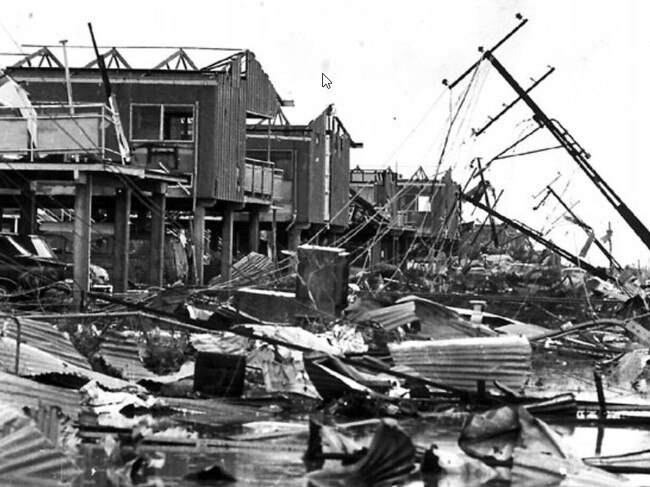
74,417 -> 650,486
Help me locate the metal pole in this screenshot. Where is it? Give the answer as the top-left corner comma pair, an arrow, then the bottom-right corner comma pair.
59,39 -> 74,115
594,370 -> 608,419
13,316 -> 21,374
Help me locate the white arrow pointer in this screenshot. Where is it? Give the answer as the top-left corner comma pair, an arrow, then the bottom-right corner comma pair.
322,73 -> 332,89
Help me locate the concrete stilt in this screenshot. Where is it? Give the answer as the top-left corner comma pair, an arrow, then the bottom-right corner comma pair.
193,204 -> 206,285
18,188 -> 37,235
392,234 -> 400,266
248,208 -> 260,253
370,239 -> 381,267
73,173 -> 92,310
288,223 -> 310,251
149,184 -> 167,287
112,187 -> 131,293
220,205 -> 234,281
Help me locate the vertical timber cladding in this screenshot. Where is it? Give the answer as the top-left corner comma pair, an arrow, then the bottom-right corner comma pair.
431,170 -> 460,238
244,52 -> 282,117
308,111 -> 327,224
329,120 -> 351,228
208,51 -> 282,202
211,57 -> 246,202
306,106 -> 351,228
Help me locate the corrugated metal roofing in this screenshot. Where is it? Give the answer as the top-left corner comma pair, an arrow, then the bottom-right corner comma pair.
356,301 -> 418,330
389,335 -> 532,391
0,372 -> 81,419
98,330 -> 195,385
0,337 -> 137,391
97,330 -> 152,382
512,448 -> 627,486
165,397 -> 271,426
210,252 -> 276,289
1,316 -> 90,370
356,296 -> 495,339
0,403 -> 80,484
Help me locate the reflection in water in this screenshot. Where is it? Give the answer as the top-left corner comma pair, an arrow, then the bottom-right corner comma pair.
75,419 -> 650,486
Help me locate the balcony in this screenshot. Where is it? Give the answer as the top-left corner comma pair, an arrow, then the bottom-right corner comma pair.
0,103 -> 122,161
243,157 -> 275,203
398,210 -> 432,231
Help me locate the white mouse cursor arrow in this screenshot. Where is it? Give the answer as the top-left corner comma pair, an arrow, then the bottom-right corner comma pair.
322,73 -> 332,89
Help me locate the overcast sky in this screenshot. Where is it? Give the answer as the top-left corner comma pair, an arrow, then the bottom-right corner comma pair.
0,0 -> 649,267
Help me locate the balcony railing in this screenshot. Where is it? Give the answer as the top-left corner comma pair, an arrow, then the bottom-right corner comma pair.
398,210 -> 432,230
243,157 -> 275,202
0,103 -> 121,161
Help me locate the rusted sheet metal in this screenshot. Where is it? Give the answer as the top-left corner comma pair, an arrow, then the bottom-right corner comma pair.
0,403 -> 80,483
0,337 -> 137,391
512,448 -> 627,486
0,372 -> 81,419
210,252 -> 275,289
165,397 -> 271,427
98,330 -> 195,385
244,52 -> 282,117
2,316 -> 91,370
388,335 -> 532,391
97,330 -> 151,382
304,357 -> 374,402
356,296 -> 494,339
584,449 -> 650,473
355,300 -> 418,329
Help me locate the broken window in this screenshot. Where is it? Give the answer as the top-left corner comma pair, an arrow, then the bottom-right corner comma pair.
131,104 -> 194,142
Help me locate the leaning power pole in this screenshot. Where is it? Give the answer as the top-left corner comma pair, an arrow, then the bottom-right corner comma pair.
448,15 -> 650,255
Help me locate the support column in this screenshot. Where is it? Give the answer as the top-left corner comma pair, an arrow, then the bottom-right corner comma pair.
18,188 -> 37,235
288,223 -> 310,251
193,204 -> 206,285
248,208 -> 260,253
221,205 -> 234,281
73,173 -> 92,310
112,187 -> 131,293
370,239 -> 381,267
148,183 -> 167,287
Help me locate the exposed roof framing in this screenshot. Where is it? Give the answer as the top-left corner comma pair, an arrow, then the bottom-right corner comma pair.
410,167 -> 430,181
11,47 -> 63,68
200,51 -> 244,72
84,47 -> 131,69
152,48 -> 198,70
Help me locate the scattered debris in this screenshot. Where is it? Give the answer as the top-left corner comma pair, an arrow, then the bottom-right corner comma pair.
305,419 -> 416,487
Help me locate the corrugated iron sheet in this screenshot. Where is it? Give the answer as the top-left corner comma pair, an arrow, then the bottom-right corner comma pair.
210,252 -> 276,289
0,403 -> 80,483
165,397 -> 271,427
0,337 -> 137,391
97,330 -> 151,382
357,296 -> 495,339
356,301 -> 418,330
98,330 -> 195,385
512,448 -> 627,486
2,316 -> 90,370
0,372 -> 81,419
388,335 -> 532,391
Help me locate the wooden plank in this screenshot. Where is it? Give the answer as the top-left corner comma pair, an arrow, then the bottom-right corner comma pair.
73,173 -> 92,309
148,185 -> 166,286
112,187 -> 131,292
